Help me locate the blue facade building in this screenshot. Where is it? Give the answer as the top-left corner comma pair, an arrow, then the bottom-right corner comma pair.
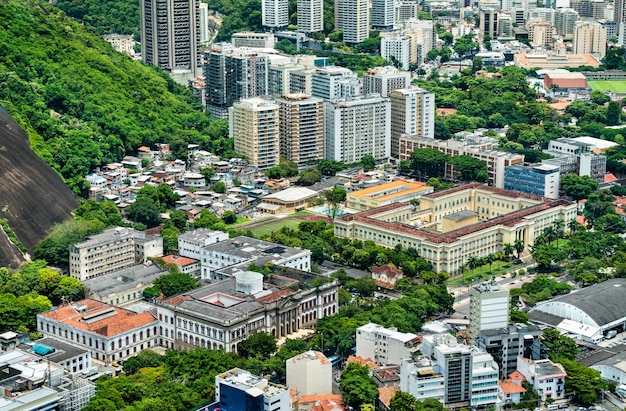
504,163 -> 560,199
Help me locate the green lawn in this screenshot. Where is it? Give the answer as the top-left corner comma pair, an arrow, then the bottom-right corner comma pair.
588,80 -> 626,93
241,217 -> 305,237
447,261 -> 525,286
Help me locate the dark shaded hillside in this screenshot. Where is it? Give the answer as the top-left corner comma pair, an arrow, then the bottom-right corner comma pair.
0,106 -> 78,267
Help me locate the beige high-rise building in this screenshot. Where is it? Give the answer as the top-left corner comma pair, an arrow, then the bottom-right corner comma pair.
528,21 -> 555,47
335,0 -> 369,44
574,21 -> 608,57
276,94 -> 324,166
389,87 -> 435,158
230,98 -> 280,171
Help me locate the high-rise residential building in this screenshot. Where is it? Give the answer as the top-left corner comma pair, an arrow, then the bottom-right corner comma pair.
140,0 -> 201,82
269,63 -> 307,96
289,69 -> 315,94
504,162 -> 561,199
574,21 -> 608,57
311,66 -> 360,100
469,282 -> 510,344
422,334 -> 499,408
324,96 -> 391,163
395,1 -> 420,23
276,94 -> 324,166
69,227 -> 135,281
212,368 -> 291,410
389,87 -> 435,158
615,0 -> 626,44
380,35 -> 411,70
298,0 -> 324,33
362,66 -> 411,97
335,0 -> 369,43
371,0 -> 395,30
499,14 -> 513,38
262,0 -> 289,29
555,8 -> 579,37
476,323 -> 545,378
528,21 -> 555,47
480,9 -> 499,37
204,45 -> 269,118
198,2 -> 209,45
230,97 -> 280,171
402,20 -> 437,64
528,8 -> 556,24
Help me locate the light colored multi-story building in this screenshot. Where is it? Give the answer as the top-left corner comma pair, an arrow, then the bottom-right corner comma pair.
402,20 -> 437,65
528,21 -> 555,47
270,63 -> 306,96
356,323 -> 419,365
334,183 -> 577,273
504,162 -> 561,199
178,228 -> 229,260
381,35 -> 411,70
324,96 -> 391,163
422,333 -> 499,408
555,8 -> 579,37
528,8 -> 556,24
200,236 -> 311,281
286,351 -> 332,396
211,368 -> 291,411
103,34 -> 135,55
362,66 -> 411,98
543,137 -> 607,181
335,0 -> 369,43
469,282 -> 510,344
311,66 -> 360,100
398,135 -> 524,188
140,0 -> 201,81
395,1 -> 420,23
262,0 -> 289,29
389,87 -> 435,158
69,227 -> 135,281
615,0 -> 626,45
574,21 -> 608,57
277,94 -> 324,166
37,299 -> 159,363
517,357 -> 567,401
198,2 -> 209,45
400,357 -> 446,402
204,45 -> 270,118
298,0 -> 324,33
230,97 -> 280,171
155,269 -> 338,351
231,32 -> 277,48
371,0 -> 395,30
134,229 -> 164,263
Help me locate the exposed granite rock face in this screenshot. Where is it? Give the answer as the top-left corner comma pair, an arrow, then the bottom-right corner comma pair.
0,106 -> 78,268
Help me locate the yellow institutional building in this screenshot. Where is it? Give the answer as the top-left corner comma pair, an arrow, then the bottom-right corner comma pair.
346,180 -> 433,211
335,183 -> 577,274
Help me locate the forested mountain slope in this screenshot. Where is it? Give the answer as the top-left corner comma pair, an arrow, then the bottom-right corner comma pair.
0,0 -> 227,196
0,107 -> 78,267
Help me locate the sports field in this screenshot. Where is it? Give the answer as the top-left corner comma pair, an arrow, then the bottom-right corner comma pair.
588,80 -> 626,93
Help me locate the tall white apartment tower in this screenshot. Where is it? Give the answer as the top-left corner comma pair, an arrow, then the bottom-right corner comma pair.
298,0 -> 324,33
381,35 -> 411,70
615,0 -> 626,44
371,0 -> 395,30
469,282 -> 510,344
335,0 -> 370,44
276,94 -> 324,166
140,0 -> 201,81
230,97 -> 280,171
389,87 -> 435,158
324,96 -> 391,163
263,0 -> 289,29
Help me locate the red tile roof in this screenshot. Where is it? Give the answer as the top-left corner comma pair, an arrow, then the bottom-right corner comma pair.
499,379 -> 527,394
256,289 -> 293,303
162,255 -> 198,267
508,371 -> 525,381
378,386 -> 400,408
39,299 -> 157,338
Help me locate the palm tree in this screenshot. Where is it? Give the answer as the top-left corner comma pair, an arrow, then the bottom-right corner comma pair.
514,239 -> 524,261
503,243 -> 514,261
467,256 -> 479,282
486,254 -> 496,274
543,226 -> 557,245
553,220 -> 565,249
568,219 -> 581,235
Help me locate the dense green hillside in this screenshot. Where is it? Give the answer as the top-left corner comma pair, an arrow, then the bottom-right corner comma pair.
0,0 -> 228,195
54,0 -> 139,36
